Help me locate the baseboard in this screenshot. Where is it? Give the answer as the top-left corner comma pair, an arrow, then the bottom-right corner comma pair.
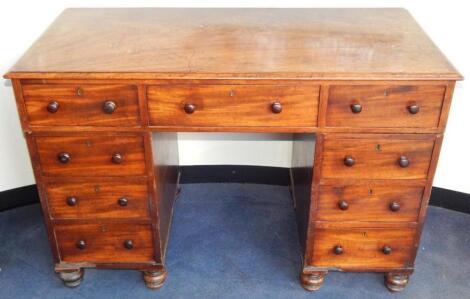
1,166 -> 469,214
0,185 -> 39,211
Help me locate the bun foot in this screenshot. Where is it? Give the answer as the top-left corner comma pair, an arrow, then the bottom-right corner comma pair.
300,271 -> 327,291
385,272 -> 410,292
143,268 -> 167,289
57,269 -> 84,288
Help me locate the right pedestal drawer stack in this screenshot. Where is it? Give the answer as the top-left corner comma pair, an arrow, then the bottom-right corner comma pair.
302,82 -> 454,292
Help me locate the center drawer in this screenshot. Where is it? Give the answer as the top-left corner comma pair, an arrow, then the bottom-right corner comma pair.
45,179 -> 150,220
55,223 -> 155,263
321,135 -> 436,180
147,84 -> 319,127
35,135 -> 146,177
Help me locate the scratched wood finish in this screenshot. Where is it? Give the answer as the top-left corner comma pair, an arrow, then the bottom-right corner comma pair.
326,85 -> 446,128
35,135 -> 146,177
321,136 -> 436,179
3,8 -> 461,80
45,180 -> 150,219
55,223 -> 154,263
148,85 -> 319,127
316,183 -> 424,222
311,228 -> 416,269
23,84 -> 140,126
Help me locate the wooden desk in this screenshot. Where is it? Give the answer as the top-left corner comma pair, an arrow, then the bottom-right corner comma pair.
4,8 -> 462,292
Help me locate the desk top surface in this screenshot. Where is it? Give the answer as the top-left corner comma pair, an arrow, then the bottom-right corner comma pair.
5,8 -> 462,80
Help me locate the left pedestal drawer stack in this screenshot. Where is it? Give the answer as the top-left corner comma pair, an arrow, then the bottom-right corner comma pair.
13,82 -> 167,289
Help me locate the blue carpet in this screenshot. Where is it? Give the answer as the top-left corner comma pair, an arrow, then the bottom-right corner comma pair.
0,183 -> 469,298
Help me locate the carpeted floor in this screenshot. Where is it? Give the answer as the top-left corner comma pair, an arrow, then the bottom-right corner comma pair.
0,183 -> 469,298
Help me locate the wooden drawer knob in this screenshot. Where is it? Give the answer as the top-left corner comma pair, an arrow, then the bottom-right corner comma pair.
407,104 -> 420,114
124,240 -> 134,249
389,202 -> 400,212
57,152 -> 71,164
333,245 -> 344,255
118,197 -> 128,206
66,196 -> 78,206
343,156 -> 355,167
398,156 -> 410,168
103,100 -> 117,114
111,153 -> 123,164
350,103 -> 362,113
76,240 -> 86,250
184,103 -> 195,114
271,102 -> 282,113
47,101 -> 60,113
338,200 -> 349,210
382,246 -> 393,255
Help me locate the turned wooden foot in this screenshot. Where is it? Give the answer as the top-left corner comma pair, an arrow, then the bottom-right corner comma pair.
143,268 -> 167,289
57,269 -> 84,288
300,271 -> 327,291
384,272 -> 410,292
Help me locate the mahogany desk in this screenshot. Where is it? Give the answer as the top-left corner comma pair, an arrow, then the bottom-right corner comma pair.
4,8 -> 462,292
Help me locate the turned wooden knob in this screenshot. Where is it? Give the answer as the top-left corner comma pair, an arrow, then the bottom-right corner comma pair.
111,153 -> 123,164
76,240 -> 86,250
338,200 -> 349,210
47,101 -> 60,113
124,240 -> 134,249
343,156 -> 355,167
103,100 -> 117,114
57,152 -> 71,164
271,102 -> 282,113
398,156 -> 410,168
118,197 -> 128,206
66,196 -> 78,206
389,202 -> 400,212
184,103 -> 195,114
350,103 -> 362,113
407,104 -> 420,114
333,245 -> 344,255
383,246 -> 393,255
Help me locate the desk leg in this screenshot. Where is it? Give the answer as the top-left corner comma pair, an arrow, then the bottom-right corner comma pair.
384,272 -> 410,292
143,268 -> 168,289
56,268 -> 84,288
300,270 -> 327,291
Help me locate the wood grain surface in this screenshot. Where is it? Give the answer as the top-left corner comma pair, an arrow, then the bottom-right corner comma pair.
326,85 -> 446,128
45,179 -> 150,220
23,84 -> 140,127
4,8 -> 461,80
35,135 -> 146,177
316,183 -> 424,222
311,227 -> 416,269
321,136 -> 436,179
55,223 -> 155,263
148,84 -> 319,127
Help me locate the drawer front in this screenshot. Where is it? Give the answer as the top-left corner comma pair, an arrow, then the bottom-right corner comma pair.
23,84 -> 140,126
317,184 -> 424,222
312,228 -> 416,269
55,223 -> 154,263
36,135 -> 146,177
46,180 -> 150,220
326,85 -> 445,128
148,85 -> 319,127
321,137 -> 435,179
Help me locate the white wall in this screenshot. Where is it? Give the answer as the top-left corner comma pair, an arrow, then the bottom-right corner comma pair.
1,0 -> 469,193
